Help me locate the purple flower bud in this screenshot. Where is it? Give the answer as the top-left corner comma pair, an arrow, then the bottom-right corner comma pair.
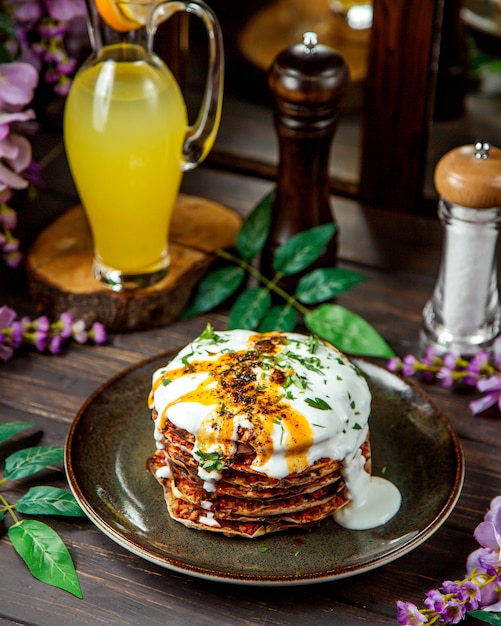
35,315 -> 50,332
59,311 -> 73,337
33,328 -> 47,351
424,588 -> 446,613
90,322 -> 106,345
0,205 -> 17,229
396,600 -> 428,625
71,319 -> 88,344
49,335 -> 64,355
402,355 -> 418,376
10,320 -> 23,349
422,346 -> 438,365
469,351 -> 490,374
0,338 -> 14,362
5,249 -> 23,268
0,305 -> 16,329
387,357 -> 402,373
3,237 -> 20,253
443,352 -> 460,369
438,367 -> 454,388
54,79 -> 71,97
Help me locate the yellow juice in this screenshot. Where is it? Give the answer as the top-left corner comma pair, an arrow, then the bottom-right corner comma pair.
64,44 -> 187,272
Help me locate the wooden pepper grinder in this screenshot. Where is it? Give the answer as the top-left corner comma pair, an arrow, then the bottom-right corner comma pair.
421,141 -> 501,356
261,32 -> 350,289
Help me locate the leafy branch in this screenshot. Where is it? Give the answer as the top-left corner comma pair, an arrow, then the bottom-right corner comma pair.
0,421 -> 86,598
183,190 -> 395,359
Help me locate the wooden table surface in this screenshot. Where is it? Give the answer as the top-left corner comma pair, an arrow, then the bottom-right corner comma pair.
0,117 -> 496,626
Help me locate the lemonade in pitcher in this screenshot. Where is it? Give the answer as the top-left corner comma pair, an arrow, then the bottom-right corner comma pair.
64,0 -> 224,291
64,45 -> 186,275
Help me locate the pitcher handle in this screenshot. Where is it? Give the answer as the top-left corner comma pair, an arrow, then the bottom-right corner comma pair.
149,0 -> 224,171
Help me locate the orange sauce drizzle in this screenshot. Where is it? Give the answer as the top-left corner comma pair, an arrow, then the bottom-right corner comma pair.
149,337 -> 316,474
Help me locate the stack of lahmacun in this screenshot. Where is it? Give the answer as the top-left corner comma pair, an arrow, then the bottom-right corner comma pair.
147,326 -> 372,538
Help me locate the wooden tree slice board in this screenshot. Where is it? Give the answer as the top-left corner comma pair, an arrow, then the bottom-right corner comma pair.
26,194 -> 242,331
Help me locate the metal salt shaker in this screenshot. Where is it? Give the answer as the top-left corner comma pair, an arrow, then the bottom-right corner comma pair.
421,141 -> 501,356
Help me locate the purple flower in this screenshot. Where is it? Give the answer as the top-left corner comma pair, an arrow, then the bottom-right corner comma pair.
396,600 -> 428,625
442,579 -> 480,611
402,355 -> 418,376
4,246 -> 22,268
422,346 -> 438,365
439,597 -> 466,624
0,126 -> 35,192
466,547 -> 501,609
424,588 -> 447,613
0,204 -> 17,229
59,311 -> 73,338
443,352 -> 460,369
33,328 -> 47,351
474,496 -> 501,556
0,333 -> 13,362
470,377 -> 501,415
0,62 -> 39,109
0,305 -> 16,362
387,357 -> 403,373
10,320 -> 23,349
46,0 -> 86,22
90,321 -> 106,345
438,366 -> 455,388
71,319 -> 88,344
49,334 -> 63,354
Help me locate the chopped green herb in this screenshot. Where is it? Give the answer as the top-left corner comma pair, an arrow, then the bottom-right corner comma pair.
162,378 -> 172,386
194,449 -> 226,472
198,323 -> 228,345
260,547 -> 269,553
312,423 -> 326,428
305,397 -> 332,410
181,345 -> 195,367
353,423 -> 362,430
273,417 -> 285,445
307,334 -> 319,354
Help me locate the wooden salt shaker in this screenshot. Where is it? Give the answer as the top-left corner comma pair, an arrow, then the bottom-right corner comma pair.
421,141 -> 501,356
261,32 -> 349,288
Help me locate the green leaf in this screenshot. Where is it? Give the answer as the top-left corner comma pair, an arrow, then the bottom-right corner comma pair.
273,223 -> 337,275
236,189 -> 273,260
305,397 -> 332,410
467,611 -> 501,625
296,268 -> 368,304
9,519 -> 82,598
227,288 -> 272,330
0,421 -> 35,444
304,304 -> 395,358
16,487 -> 86,517
258,305 -> 298,332
181,266 -> 245,318
4,446 -> 64,481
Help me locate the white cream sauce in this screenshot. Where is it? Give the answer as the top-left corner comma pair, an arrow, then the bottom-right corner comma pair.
149,328 -> 401,530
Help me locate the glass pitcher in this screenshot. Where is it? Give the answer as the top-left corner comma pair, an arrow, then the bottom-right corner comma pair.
63,0 -> 224,291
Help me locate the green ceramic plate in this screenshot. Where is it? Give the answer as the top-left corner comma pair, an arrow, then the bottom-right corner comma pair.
65,353 -> 464,585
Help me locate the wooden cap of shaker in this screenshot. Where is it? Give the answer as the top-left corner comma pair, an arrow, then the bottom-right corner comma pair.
434,141 -> 501,208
